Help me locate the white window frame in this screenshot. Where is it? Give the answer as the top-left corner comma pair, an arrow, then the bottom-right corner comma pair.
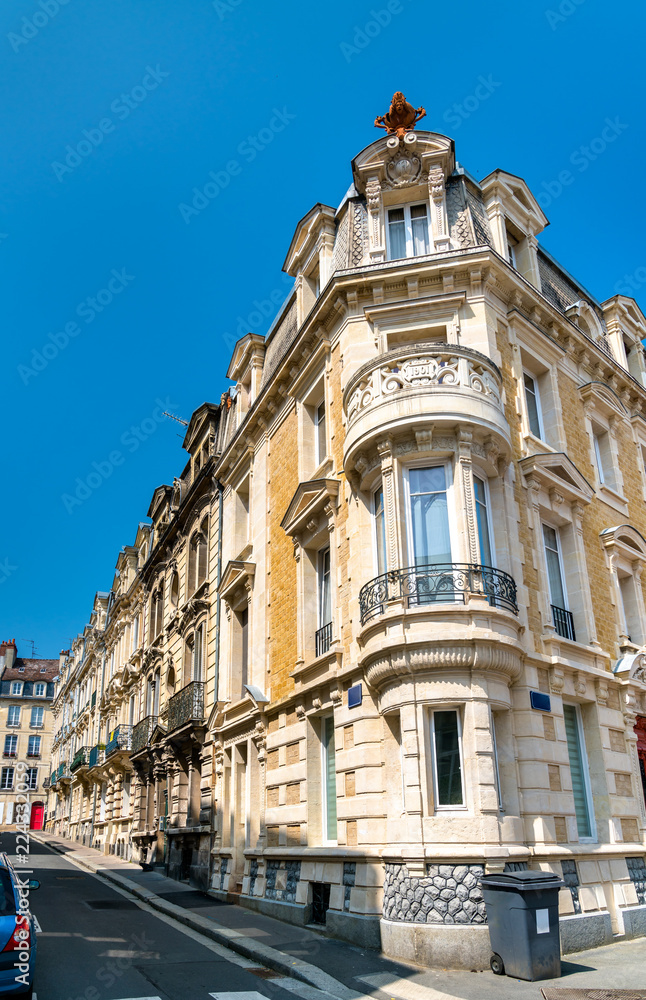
523,370 -> 544,440
26,768 -> 37,790
321,715 -> 338,844
30,706 -> 44,729
373,482 -> 388,576
386,202 -> 431,261
1,767 -> 14,790
563,703 -> 597,843
34,683 -> 46,697
317,547 -> 332,629
10,682 -> 22,696
315,399 -> 327,466
429,707 -> 467,812
491,709 -> 503,811
403,460 -> 457,568
542,522 -> 569,611
4,735 -> 17,757
593,432 -> 606,485
7,706 -> 20,728
27,736 -> 41,757
473,473 -> 496,566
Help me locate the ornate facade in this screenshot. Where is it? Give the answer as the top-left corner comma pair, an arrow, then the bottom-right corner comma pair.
47,114 -> 646,968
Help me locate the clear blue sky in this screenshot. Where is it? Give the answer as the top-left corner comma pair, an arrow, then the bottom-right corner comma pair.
1,0 -> 644,657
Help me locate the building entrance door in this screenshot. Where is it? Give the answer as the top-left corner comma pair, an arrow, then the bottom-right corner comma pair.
29,802 -> 44,830
634,716 -> 646,808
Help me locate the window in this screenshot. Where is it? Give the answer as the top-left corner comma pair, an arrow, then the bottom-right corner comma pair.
387,203 -> 430,260
40,667 -> 46,673
239,608 -> 248,694
7,707 -> 20,728
523,372 -> 543,438
591,423 -> 619,492
170,571 -> 179,607
431,709 -> 465,808
132,614 -> 140,651
188,519 -> 209,595
27,736 -> 41,758
321,716 -> 337,842
34,683 -> 46,697
618,573 -> 644,644
10,683 -> 22,696
373,485 -> 387,575
318,548 -> 331,628
407,466 -> 452,567
563,704 -> 595,839
543,524 -> 575,640
474,475 -> 493,566
30,707 -> 44,728
507,233 -> 517,267
316,401 -> 327,466
1,768 -> 14,790
193,624 -> 204,683
25,769 -> 37,790
593,433 -> 606,484
3,736 -> 17,757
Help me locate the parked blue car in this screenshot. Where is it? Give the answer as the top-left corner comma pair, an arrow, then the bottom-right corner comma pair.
0,855 -> 38,998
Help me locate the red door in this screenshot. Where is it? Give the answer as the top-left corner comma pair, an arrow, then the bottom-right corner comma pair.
634,716 -> 646,809
29,802 -> 44,830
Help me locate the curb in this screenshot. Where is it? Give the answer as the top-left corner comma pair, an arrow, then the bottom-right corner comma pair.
32,834 -> 358,1000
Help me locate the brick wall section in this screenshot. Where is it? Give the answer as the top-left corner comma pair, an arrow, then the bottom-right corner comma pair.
268,409 -> 299,701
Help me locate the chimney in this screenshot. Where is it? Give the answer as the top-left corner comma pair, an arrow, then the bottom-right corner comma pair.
2,640 -> 17,670
59,650 -> 69,671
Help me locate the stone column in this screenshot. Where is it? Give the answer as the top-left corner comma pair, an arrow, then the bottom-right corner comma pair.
377,438 -> 400,573
428,166 -> 450,252
457,428 -> 478,564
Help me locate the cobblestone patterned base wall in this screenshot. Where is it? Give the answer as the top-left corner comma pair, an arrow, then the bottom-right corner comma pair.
383,863 -> 486,924
265,859 -> 301,902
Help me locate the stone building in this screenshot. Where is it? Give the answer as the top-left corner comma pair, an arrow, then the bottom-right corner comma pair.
47,108 -> 646,968
0,640 -> 59,829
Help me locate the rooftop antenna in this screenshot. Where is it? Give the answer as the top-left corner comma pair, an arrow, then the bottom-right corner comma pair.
20,639 -> 36,657
162,411 -> 189,426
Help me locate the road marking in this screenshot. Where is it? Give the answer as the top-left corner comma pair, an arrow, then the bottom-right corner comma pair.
272,975 -> 343,1000
33,915 -> 42,932
210,994 -> 270,1000
111,996 -> 162,999
356,975 -> 458,1000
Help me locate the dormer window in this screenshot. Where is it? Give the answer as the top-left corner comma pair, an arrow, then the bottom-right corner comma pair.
507,232 -> 518,267
387,203 -> 430,261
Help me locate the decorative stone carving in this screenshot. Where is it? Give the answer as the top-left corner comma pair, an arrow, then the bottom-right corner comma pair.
374,92 -> 426,139
384,152 -> 423,188
365,177 -> 381,213
428,166 -> 444,201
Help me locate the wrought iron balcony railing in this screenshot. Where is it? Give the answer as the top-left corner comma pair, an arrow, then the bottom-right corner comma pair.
359,563 -> 519,625
132,716 -> 158,755
49,770 -> 57,787
58,762 -> 70,781
315,622 -> 333,658
551,605 -> 576,641
88,744 -> 105,768
105,725 -> 132,758
168,681 -> 204,733
70,746 -> 90,771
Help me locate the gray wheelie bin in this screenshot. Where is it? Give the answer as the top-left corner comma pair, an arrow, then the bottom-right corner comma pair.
480,869 -> 564,981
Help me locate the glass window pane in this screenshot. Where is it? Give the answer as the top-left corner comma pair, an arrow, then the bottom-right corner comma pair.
388,209 -> 407,260
318,548 -> 331,625
593,434 -> 605,483
474,476 -> 492,566
323,717 -> 337,840
524,372 -> 542,438
316,401 -> 326,463
409,468 -> 451,566
411,204 -> 430,255
410,466 -> 446,494
374,487 -> 387,575
433,711 -> 463,806
563,705 -> 592,838
543,524 -> 566,608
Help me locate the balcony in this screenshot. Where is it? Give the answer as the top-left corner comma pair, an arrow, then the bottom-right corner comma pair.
359,563 -> 518,625
70,747 -> 90,772
88,745 -> 105,769
168,682 -> 204,733
105,726 -> 132,758
551,605 -> 576,641
132,716 -> 158,755
342,344 -> 509,479
57,762 -> 70,783
315,622 -> 333,658
49,770 -> 57,787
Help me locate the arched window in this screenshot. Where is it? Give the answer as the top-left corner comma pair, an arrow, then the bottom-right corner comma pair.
193,624 -> 204,682
187,519 -> 209,596
170,571 -> 179,607
149,586 -> 164,639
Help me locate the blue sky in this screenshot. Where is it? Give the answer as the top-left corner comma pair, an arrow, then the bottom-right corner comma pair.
1,0 -> 644,657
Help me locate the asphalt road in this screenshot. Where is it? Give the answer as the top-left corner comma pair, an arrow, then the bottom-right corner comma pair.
0,832 -> 312,1000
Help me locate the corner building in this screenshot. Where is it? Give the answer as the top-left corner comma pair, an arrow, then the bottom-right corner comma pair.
211,123 -> 646,967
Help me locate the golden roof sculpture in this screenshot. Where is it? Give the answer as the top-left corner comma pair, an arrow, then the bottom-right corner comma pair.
374,92 -> 426,139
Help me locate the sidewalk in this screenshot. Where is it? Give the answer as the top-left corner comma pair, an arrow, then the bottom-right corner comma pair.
30,832 -> 646,1000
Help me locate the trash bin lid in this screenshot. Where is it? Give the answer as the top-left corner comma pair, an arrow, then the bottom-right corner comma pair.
480,870 -> 565,892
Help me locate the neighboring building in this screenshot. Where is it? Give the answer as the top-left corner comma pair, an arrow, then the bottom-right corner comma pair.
0,640 -> 60,829
48,103 -> 646,968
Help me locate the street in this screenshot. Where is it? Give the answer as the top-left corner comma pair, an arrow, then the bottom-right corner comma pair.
2,832 -> 646,1000
0,833 -> 324,1000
